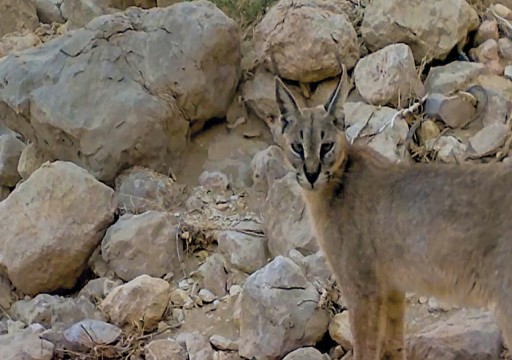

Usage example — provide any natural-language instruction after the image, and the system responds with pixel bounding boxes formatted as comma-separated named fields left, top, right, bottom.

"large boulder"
left=361, top=0, right=479, bottom=62
left=0, top=0, right=39, bottom=37
left=253, top=0, right=359, bottom=82
left=0, top=161, right=117, bottom=295
left=0, top=1, right=241, bottom=182
left=238, top=256, right=330, bottom=359
left=0, top=327, right=54, bottom=360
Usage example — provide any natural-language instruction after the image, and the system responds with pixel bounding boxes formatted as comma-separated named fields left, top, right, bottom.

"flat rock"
left=467, top=123, right=509, bottom=158
left=0, top=327, right=54, bottom=360
left=115, top=166, right=188, bottom=214
left=217, top=230, right=267, bottom=274
left=424, top=61, right=488, bottom=94
left=0, top=0, right=39, bottom=37
left=10, top=294, right=104, bottom=329
left=100, top=274, right=170, bottom=330
left=361, top=0, right=479, bottom=62
left=406, top=310, right=502, bottom=360
left=0, top=135, right=24, bottom=187
left=101, top=210, right=184, bottom=281
left=424, top=93, right=477, bottom=129
left=145, top=338, right=187, bottom=360
left=0, top=2, right=240, bottom=182
left=253, top=0, right=359, bottom=82
left=262, top=173, right=318, bottom=257
left=63, top=319, right=121, bottom=351
left=354, top=43, right=424, bottom=106
left=238, top=256, right=330, bottom=359
left=0, top=161, right=117, bottom=295
left=210, top=334, right=239, bottom=351
left=282, top=347, right=328, bottom=360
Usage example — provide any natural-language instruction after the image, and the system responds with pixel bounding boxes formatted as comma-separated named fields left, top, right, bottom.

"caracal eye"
left=320, top=142, right=334, bottom=158
left=291, top=142, right=304, bottom=158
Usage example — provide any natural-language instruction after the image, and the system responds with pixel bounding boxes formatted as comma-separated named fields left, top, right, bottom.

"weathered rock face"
left=424, top=61, right=489, bottom=93
left=0, top=32, right=42, bottom=58
left=406, top=310, right=502, bottom=360
left=17, top=142, right=53, bottom=180
left=0, top=1, right=241, bottom=182
left=354, top=43, right=425, bottom=106
left=0, top=327, right=55, bottom=360
left=217, top=230, right=267, bottom=274
left=63, top=319, right=122, bottom=352
left=361, top=0, right=479, bottom=62
left=101, top=210, right=184, bottom=281
left=0, top=134, right=25, bottom=187
left=0, top=161, right=117, bottom=295
left=145, top=338, right=187, bottom=360
left=36, top=0, right=66, bottom=24
left=254, top=0, right=359, bottom=82
left=262, top=173, right=318, bottom=257
left=61, top=0, right=114, bottom=28
left=0, top=0, right=39, bottom=37
left=100, top=274, right=170, bottom=330
left=239, top=256, right=330, bottom=359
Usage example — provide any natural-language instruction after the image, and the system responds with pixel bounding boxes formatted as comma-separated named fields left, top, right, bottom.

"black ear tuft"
left=324, top=63, right=350, bottom=130
left=275, top=76, right=301, bottom=119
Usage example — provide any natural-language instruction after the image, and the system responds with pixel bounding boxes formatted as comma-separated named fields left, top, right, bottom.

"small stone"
left=0, top=135, right=25, bottom=187
left=329, top=312, right=353, bottom=350
left=474, top=20, right=499, bottom=46
left=196, top=254, right=228, bottom=297
left=177, top=332, right=215, bottom=360
left=470, top=39, right=500, bottom=64
left=78, top=278, right=122, bottom=303
left=417, top=120, right=441, bottom=146
left=17, top=143, right=52, bottom=180
left=424, top=93, right=477, bottom=129
left=418, top=296, right=428, bottom=304
left=199, top=171, right=229, bottom=191
left=145, top=338, right=187, bottom=360
left=426, top=135, right=466, bottom=163
left=427, top=297, right=455, bottom=312
left=467, top=123, right=509, bottom=158
left=499, top=37, right=512, bottom=61
left=504, top=65, right=512, bottom=80
left=63, top=319, right=121, bottom=351
left=170, top=289, right=193, bottom=307
left=209, top=334, right=239, bottom=351
left=199, top=289, right=217, bottom=303
left=282, top=347, right=328, bottom=360
left=489, top=4, right=512, bottom=20
left=229, top=285, right=242, bottom=296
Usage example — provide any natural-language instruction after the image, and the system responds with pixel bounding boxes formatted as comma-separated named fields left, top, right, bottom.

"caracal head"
left=271, top=64, right=351, bottom=191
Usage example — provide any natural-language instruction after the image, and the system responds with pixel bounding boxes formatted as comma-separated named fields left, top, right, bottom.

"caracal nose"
left=304, top=166, right=320, bottom=185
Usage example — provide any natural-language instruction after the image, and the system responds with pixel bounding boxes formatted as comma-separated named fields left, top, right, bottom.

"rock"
left=60, top=0, right=114, bottom=29
left=100, top=274, right=170, bottom=330
left=36, top=0, right=65, bottom=24
left=262, top=173, right=318, bottom=257
left=250, top=145, right=288, bottom=194
left=0, top=32, right=42, bottom=58
left=344, top=102, right=409, bottom=163
left=209, top=334, right=239, bottom=351
left=475, top=85, right=512, bottom=127
left=115, top=166, right=188, bottom=214
left=78, top=277, right=122, bottom=303
left=424, top=61, right=488, bottom=94
left=417, top=120, right=441, bottom=146
left=145, top=338, right=187, bottom=360
left=406, top=310, right=502, bottom=360
left=427, top=297, right=456, bottom=312
left=0, top=186, right=9, bottom=201
left=499, top=37, right=512, bottom=61
left=0, top=1, right=240, bottom=182
left=10, top=294, right=104, bottom=329
left=329, top=312, right=353, bottom=350
left=282, top=347, right=328, bottom=360
left=238, top=256, right=330, bottom=359
left=217, top=230, right=267, bottom=274
left=177, top=332, right=215, bottom=360
left=466, top=123, right=509, bottom=158
left=426, top=135, right=466, bottom=163
left=354, top=43, right=424, bottom=106
left=424, top=93, right=477, bottom=129
left=470, top=39, right=502, bottom=74
left=199, top=289, right=217, bottom=303
left=196, top=254, right=228, bottom=297
left=101, top=211, right=183, bottom=281
left=170, top=288, right=193, bottom=308
left=214, top=352, right=244, bottom=360
left=0, top=327, right=54, bottom=360
left=474, top=20, right=499, bottom=46
left=505, top=65, right=512, bottom=80
left=253, top=0, right=359, bottom=82
left=0, top=135, right=24, bottom=187
left=0, top=161, right=116, bottom=295
left=361, top=0, right=479, bottom=62
left=0, top=0, right=39, bottom=37
left=63, top=319, right=121, bottom=351
left=0, top=276, right=15, bottom=310
left=17, top=142, right=53, bottom=180
left=199, top=171, right=229, bottom=191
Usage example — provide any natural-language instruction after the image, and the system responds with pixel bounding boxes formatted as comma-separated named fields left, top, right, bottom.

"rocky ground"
left=1, top=0, right=512, bottom=359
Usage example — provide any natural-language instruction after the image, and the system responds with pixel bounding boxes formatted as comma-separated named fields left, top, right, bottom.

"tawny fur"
left=272, top=65, right=512, bottom=360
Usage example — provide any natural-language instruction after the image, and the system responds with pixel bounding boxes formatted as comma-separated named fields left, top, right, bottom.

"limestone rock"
left=424, top=61, right=488, bottom=94
left=63, top=319, right=121, bottom=351
left=239, top=256, right=330, bottom=359
left=354, top=43, right=424, bottom=106
left=254, top=0, right=359, bottom=82
left=10, top=294, right=104, bottom=329
left=0, top=186, right=9, bottom=201
left=217, top=230, right=267, bottom=274
left=36, top=0, right=65, bottom=24
left=470, top=39, right=503, bottom=75
left=209, top=334, right=239, bottom=351
left=250, top=145, right=288, bottom=194
left=0, top=161, right=117, bottom=295
left=0, top=135, right=24, bottom=187
left=145, top=338, right=187, bottom=360
left=329, top=312, right=353, bottom=350
left=78, top=277, right=122, bottom=303
left=406, top=310, right=502, bottom=360
left=426, top=135, right=466, bottom=163
left=282, top=347, right=328, bottom=360
left=0, top=327, right=54, bottom=360
left=361, top=0, right=479, bottom=62
left=196, top=254, right=228, bottom=297
left=262, top=173, right=318, bottom=257
left=17, top=142, right=53, bottom=180
left=0, top=32, right=42, bottom=58
left=61, top=0, right=115, bottom=29
left=0, top=2, right=240, bottom=182
left=177, top=332, right=215, bottom=360
left=424, top=93, right=477, bottom=129
left=100, top=274, right=170, bottom=330
left=101, top=211, right=183, bottom=281
left=466, top=123, right=509, bottom=158
left=0, top=276, right=15, bottom=310
left=0, top=0, right=39, bottom=37
left=474, top=20, right=499, bottom=46
left=199, top=171, right=229, bottom=191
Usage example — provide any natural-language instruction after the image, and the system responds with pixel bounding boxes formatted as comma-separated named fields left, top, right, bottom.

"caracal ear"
left=324, top=63, right=350, bottom=130
left=274, top=76, right=301, bottom=132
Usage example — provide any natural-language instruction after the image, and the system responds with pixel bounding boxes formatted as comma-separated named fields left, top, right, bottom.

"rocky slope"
left=0, top=0, right=512, bottom=359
